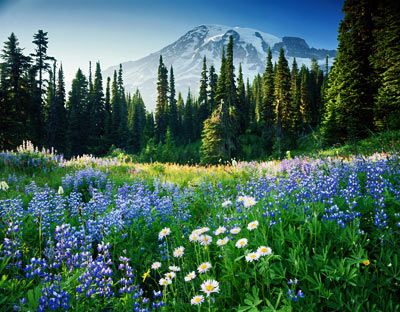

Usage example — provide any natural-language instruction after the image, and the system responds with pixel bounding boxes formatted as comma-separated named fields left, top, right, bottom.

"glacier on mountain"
left=103, top=24, right=336, bottom=110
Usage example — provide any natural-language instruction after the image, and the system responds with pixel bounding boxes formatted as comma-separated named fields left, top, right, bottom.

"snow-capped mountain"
left=103, top=25, right=336, bottom=110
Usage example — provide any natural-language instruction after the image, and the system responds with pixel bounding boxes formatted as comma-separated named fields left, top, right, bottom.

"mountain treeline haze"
left=0, top=0, right=399, bottom=163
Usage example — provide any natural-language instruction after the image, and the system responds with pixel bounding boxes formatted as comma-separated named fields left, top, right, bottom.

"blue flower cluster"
left=76, top=242, right=114, bottom=298
left=38, top=281, right=70, bottom=311
left=62, top=168, right=109, bottom=194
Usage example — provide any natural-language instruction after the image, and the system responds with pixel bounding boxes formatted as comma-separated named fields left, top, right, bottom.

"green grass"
left=294, top=130, right=400, bottom=158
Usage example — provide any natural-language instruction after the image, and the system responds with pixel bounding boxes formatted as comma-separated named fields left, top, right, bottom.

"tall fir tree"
left=111, top=70, right=120, bottom=146
left=224, top=36, right=237, bottom=110
left=118, top=64, right=129, bottom=149
left=208, top=64, right=218, bottom=112
left=66, top=69, right=88, bottom=156
left=236, top=63, right=248, bottom=134
left=258, top=48, right=275, bottom=153
left=299, top=65, right=311, bottom=133
left=89, top=62, right=106, bottom=154
left=46, top=62, right=57, bottom=148
left=168, top=66, right=178, bottom=139
left=143, top=112, right=155, bottom=146
left=246, top=78, right=255, bottom=125
left=104, top=76, right=112, bottom=149
left=290, top=58, right=301, bottom=139
left=216, top=48, right=227, bottom=105
left=155, top=56, right=169, bottom=143
left=273, top=48, right=292, bottom=155
left=0, top=33, right=31, bottom=149
left=54, top=65, right=67, bottom=152
left=176, top=92, right=184, bottom=144
left=129, top=90, right=146, bottom=153
left=31, top=30, right=54, bottom=143
left=322, top=0, right=375, bottom=143
left=372, top=0, right=400, bottom=130
left=200, top=99, right=236, bottom=164
left=309, top=58, right=324, bottom=128
left=198, top=56, right=209, bottom=125
left=183, top=89, right=194, bottom=143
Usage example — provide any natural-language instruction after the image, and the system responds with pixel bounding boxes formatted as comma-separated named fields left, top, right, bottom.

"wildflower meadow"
left=1, top=143, right=400, bottom=311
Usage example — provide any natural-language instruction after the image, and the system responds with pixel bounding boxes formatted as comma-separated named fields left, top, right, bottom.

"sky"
left=0, top=0, right=343, bottom=86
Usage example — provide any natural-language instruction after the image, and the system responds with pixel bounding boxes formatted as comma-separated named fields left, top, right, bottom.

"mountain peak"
left=103, top=24, right=336, bottom=110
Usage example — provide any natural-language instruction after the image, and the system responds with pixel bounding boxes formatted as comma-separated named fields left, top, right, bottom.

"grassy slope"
left=294, top=130, right=400, bottom=158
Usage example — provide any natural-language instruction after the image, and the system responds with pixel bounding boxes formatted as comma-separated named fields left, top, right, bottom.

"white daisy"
left=242, top=196, right=257, bottom=208
left=184, top=271, right=196, bottom=282
left=245, top=252, right=261, bottom=262
left=230, top=227, right=241, bottom=235
left=214, top=226, right=227, bottom=236
left=197, top=262, right=212, bottom=274
left=257, top=246, right=272, bottom=256
left=216, top=237, right=229, bottom=246
left=199, top=235, right=212, bottom=246
left=158, top=227, right=171, bottom=240
left=235, top=238, right=248, bottom=249
left=169, top=265, right=181, bottom=272
left=173, top=246, right=185, bottom=258
left=189, top=232, right=200, bottom=242
left=247, top=221, right=259, bottom=231
left=151, top=262, right=161, bottom=270
left=191, top=295, right=205, bottom=305
left=159, top=278, right=171, bottom=286
left=164, top=271, right=176, bottom=280
left=201, top=279, right=220, bottom=296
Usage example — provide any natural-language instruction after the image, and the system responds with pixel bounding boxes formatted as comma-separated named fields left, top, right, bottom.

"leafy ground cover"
left=1, top=144, right=400, bottom=311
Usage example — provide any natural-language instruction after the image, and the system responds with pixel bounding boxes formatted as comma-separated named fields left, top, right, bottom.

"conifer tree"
left=26, top=62, right=42, bottom=146
left=290, top=58, right=301, bottom=139
left=208, top=65, right=218, bottom=112
left=183, top=89, right=194, bottom=143
left=259, top=48, right=275, bottom=151
left=0, top=33, right=31, bottom=149
left=176, top=92, right=184, bottom=143
left=155, top=56, right=169, bottom=143
left=46, top=62, right=57, bottom=147
left=198, top=56, right=209, bottom=125
left=246, top=78, right=255, bottom=125
left=309, top=58, right=324, bottom=127
left=216, top=48, right=227, bottom=105
left=273, top=48, right=291, bottom=155
left=111, top=70, right=120, bottom=146
left=261, top=48, right=275, bottom=121
left=143, top=112, right=155, bottom=145
left=31, top=30, right=54, bottom=141
left=372, top=0, right=400, bottom=130
left=168, top=66, right=178, bottom=139
left=118, top=64, right=129, bottom=149
left=31, top=30, right=54, bottom=99
left=129, top=90, right=146, bottom=153
left=54, top=65, right=67, bottom=152
left=200, top=100, right=236, bottom=164
left=89, top=62, right=106, bottom=154
left=299, top=65, right=311, bottom=132
left=67, top=69, right=88, bottom=156
left=225, top=36, right=237, bottom=110
left=104, top=76, right=112, bottom=149
left=322, top=0, right=375, bottom=143
left=236, top=64, right=248, bottom=134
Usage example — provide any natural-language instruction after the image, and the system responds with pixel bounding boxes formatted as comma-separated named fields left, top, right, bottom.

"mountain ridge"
left=103, top=24, right=336, bottom=110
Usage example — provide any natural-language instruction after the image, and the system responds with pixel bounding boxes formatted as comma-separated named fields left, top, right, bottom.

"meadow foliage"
left=0, top=145, right=400, bottom=311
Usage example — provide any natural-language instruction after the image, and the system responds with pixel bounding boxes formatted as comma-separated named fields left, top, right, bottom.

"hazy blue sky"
left=0, top=0, right=343, bottom=85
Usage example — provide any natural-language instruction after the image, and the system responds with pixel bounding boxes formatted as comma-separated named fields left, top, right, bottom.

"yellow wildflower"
left=362, top=259, right=370, bottom=266
left=142, top=268, right=151, bottom=282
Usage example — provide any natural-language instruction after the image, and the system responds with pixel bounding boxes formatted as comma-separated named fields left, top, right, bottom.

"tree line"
left=0, top=0, right=398, bottom=163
